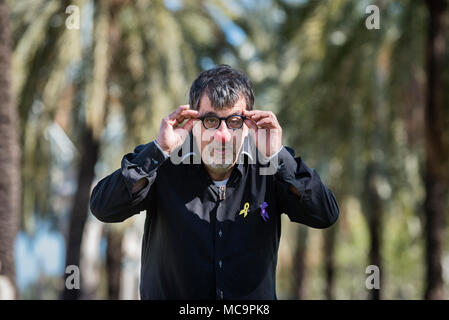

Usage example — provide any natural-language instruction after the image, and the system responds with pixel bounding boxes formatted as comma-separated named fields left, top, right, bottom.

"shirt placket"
left=215, top=184, right=226, bottom=300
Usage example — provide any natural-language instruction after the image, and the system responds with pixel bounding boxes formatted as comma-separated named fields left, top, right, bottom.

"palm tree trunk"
left=0, top=0, right=20, bottom=300
left=62, top=128, right=100, bottom=300
left=106, top=227, right=124, bottom=300
left=362, top=41, right=388, bottom=300
left=363, top=163, right=382, bottom=300
left=290, top=227, right=308, bottom=299
left=424, top=0, right=448, bottom=300
left=323, top=225, right=337, bottom=299
left=61, top=0, right=123, bottom=299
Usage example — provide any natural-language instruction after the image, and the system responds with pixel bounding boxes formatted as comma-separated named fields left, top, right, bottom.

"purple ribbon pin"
left=260, top=202, right=269, bottom=222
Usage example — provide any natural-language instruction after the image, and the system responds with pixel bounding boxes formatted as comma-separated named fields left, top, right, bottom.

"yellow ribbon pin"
left=239, top=202, right=250, bottom=218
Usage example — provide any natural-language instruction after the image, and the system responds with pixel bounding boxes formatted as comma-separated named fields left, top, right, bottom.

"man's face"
left=192, top=93, right=248, bottom=174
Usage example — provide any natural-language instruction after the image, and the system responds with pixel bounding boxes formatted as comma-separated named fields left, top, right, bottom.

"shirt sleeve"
left=273, top=146, right=339, bottom=228
left=90, top=140, right=168, bottom=223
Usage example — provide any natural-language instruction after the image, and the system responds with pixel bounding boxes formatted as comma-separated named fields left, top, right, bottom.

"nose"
left=214, top=121, right=232, bottom=144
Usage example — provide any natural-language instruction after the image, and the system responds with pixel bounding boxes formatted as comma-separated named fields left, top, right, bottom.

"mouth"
left=202, top=145, right=235, bottom=167
left=214, top=148, right=227, bottom=155
left=209, top=143, right=232, bottom=154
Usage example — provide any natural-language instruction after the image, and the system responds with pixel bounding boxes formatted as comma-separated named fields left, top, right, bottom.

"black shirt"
left=89, top=135, right=339, bottom=299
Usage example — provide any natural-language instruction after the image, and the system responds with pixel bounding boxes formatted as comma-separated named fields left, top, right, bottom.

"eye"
left=227, top=116, right=243, bottom=128
left=204, top=116, right=219, bottom=128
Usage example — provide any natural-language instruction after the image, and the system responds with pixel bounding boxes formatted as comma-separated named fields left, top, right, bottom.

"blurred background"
left=0, top=0, right=448, bottom=300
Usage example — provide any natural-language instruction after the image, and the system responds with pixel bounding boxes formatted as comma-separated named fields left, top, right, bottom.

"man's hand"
left=155, top=105, right=199, bottom=155
left=243, top=109, right=283, bottom=159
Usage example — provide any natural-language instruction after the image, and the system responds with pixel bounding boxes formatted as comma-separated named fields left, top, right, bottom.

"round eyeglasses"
left=198, top=114, right=247, bottom=130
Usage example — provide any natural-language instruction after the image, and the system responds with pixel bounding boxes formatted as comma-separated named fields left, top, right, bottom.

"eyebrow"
left=202, top=112, right=217, bottom=117
left=201, top=112, right=243, bottom=117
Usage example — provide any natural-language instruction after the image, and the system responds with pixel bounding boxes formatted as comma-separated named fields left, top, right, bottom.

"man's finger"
left=244, top=109, right=264, bottom=115
left=181, top=118, right=198, bottom=132
left=167, top=106, right=184, bottom=119
left=244, top=110, right=274, bottom=122
left=168, top=105, right=190, bottom=120
left=244, top=119, right=258, bottom=133
left=173, top=110, right=199, bottom=127
left=244, top=110, right=272, bottom=116
left=256, top=117, right=278, bottom=128
left=248, top=112, right=273, bottom=122
left=179, top=110, right=199, bottom=118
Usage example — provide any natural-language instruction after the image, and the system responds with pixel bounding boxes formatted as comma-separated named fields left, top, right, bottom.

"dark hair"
left=189, top=64, right=254, bottom=111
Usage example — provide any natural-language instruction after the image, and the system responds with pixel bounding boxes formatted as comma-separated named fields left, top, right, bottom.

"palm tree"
left=0, top=0, right=20, bottom=300
left=423, top=0, right=448, bottom=300
left=274, top=0, right=449, bottom=299
left=12, top=0, right=239, bottom=299
left=233, top=0, right=448, bottom=299
left=62, top=0, right=111, bottom=300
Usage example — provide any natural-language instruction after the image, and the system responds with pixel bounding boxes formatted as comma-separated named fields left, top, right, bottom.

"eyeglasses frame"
left=197, top=114, right=247, bottom=130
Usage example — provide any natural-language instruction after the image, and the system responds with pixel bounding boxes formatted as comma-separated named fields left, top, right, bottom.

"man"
left=90, top=64, right=339, bottom=300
